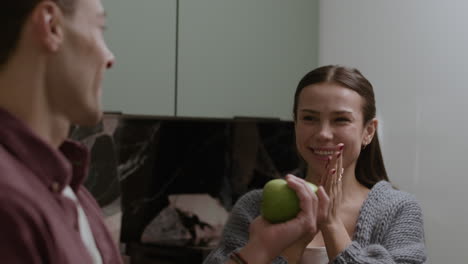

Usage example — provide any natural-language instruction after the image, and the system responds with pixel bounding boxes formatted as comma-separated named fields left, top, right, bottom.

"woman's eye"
left=303, top=116, right=318, bottom=121
left=335, top=117, right=350, bottom=122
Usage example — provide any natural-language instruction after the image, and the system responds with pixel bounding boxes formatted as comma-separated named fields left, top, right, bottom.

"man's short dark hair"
left=1, top=0, right=75, bottom=67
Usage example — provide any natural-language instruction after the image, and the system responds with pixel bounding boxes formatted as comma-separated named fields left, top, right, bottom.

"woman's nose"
left=317, top=123, right=333, bottom=141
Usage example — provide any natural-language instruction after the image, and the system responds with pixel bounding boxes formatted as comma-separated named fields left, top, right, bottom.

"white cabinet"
left=177, top=0, right=319, bottom=120
left=102, top=0, right=177, bottom=116
left=101, top=0, right=318, bottom=120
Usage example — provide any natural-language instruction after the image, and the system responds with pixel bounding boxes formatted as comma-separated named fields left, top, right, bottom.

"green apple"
left=261, top=179, right=318, bottom=223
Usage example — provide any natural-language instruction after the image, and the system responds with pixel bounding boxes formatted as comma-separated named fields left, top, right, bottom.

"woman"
left=203, top=65, right=427, bottom=264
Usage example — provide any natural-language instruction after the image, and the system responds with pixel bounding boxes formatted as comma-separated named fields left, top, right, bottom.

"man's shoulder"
left=0, top=145, right=40, bottom=194
left=0, top=145, right=51, bottom=219
left=0, top=184, right=43, bottom=226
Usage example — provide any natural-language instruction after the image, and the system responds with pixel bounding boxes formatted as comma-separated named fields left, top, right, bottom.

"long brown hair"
left=293, top=65, right=389, bottom=188
left=1, top=0, right=75, bottom=67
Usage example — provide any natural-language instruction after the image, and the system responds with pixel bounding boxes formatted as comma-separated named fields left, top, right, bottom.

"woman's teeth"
left=313, top=150, right=334, bottom=156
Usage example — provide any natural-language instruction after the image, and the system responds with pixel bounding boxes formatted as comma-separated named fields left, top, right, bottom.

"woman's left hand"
left=317, top=144, right=352, bottom=260
left=318, top=144, right=344, bottom=227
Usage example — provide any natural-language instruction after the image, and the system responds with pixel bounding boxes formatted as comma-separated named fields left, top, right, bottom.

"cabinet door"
left=102, top=0, right=176, bottom=116
left=178, top=0, right=319, bottom=120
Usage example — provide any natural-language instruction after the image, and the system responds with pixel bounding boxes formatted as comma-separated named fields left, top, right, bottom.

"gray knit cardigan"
left=203, top=181, right=427, bottom=263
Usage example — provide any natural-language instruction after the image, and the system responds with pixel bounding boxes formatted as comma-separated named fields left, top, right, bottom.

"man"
left=0, top=0, right=121, bottom=263
left=0, top=0, right=324, bottom=263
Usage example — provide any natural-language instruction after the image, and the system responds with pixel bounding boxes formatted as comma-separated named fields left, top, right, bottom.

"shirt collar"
left=0, top=107, right=90, bottom=192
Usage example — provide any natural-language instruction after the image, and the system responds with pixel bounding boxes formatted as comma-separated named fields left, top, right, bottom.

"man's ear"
left=31, top=1, right=65, bottom=52
left=363, top=118, right=378, bottom=146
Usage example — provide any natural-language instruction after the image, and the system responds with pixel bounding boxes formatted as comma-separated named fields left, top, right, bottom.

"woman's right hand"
left=236, top=174, right=322, bottom=264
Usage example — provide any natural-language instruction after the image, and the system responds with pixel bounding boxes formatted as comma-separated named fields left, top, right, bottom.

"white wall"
left=319, top=0, right=468, bottom=262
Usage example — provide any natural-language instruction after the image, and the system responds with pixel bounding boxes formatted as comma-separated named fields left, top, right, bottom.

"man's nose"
left=105, top=46, right=115, bottom=69
left=106, top=52, right=115, bottom=69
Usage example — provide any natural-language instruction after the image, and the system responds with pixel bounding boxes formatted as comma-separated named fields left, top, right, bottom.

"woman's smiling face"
left=294, top=82, right=375, bottom=176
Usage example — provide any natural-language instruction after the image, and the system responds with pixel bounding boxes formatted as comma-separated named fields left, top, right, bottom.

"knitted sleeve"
left=332, top=196, right=427, bottom=264
left=203, top=190, right=287, bottom=264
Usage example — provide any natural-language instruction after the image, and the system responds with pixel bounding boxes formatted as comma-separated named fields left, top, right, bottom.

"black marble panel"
left=69, top=114, right=122, bottom=215
left=70, top=114, right=301, bottom=263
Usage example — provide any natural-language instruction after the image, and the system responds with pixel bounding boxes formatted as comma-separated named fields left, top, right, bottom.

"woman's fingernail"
left=331, top=169, right=336, bottom=174
left=339, top=144, right=344, bottom=151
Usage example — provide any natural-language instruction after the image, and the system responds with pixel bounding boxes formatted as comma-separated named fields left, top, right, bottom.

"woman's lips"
left=309, top=146, right=342, bottom=161
left=309, top=148, right=331, bottom=161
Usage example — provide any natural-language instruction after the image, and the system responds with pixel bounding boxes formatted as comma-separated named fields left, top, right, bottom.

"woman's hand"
left=319, top=144, right=344, bottom=227
left=238, top=174, right=321, bottom=264
left=317, top=144, right=352, bottom=261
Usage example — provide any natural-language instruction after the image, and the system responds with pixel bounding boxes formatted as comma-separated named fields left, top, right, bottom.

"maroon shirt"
left=0, top=108, right=123, bottom=264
